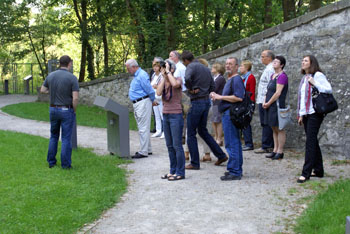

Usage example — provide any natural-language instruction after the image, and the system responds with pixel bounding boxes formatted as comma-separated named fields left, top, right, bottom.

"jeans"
left=302, top=113, right=324, bottom=178
left=242, top=124, right=253, bottom=148
left=47, top=107, right=75, bottom=168
left=163, top=113, right=185, bottom=177
left=258, top=104, right=274, bottom=149
left=187, top=99, right=226, bottom=168
left=223, top=110, right=243, bottom=176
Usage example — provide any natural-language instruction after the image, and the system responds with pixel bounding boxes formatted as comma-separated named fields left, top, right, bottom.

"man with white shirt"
left=255, top=50, right=275, bottom=154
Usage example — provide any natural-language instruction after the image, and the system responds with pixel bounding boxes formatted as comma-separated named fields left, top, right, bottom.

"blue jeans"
left=47, top=107, right=75, bottom=168
left=187, top=99, right=226, bottom=168
left=223, top=110, right=243, bottom=176
left=258, top=104, right=274, bottom=149
left=242, top=124, right=253, bottom=148
left=163, top=113, right=185, bottom=177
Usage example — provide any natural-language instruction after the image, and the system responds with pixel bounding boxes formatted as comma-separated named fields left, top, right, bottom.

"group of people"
left=40, top=50, right=333, bottom=185
left=125, top=49, right=333, bottom=183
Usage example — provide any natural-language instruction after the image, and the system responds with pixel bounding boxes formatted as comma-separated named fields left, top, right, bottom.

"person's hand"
left=160, top=67, right=166, bottom=76
left=165, top=62, right=170, bottom=74
left=262, top=102, right=269, bottom=109
left=210, top=92, right=219, bottom=101
left=152, top=84, right=157, bottom=89
left=307, top=76, right=315, bottom=86
left=152, top=101, right=159, bottom=106
left=298, top=116, right=303, bottom=126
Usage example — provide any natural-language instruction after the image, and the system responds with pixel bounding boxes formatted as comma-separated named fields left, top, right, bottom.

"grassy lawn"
left=294, top=179, right=350, bottom=234
left=1, top=102, right=144, bottom=130
left=0, top=130, right=128, bottom=233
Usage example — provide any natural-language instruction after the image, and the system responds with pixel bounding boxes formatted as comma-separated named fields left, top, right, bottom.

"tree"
left=310, top=0, right=322, bottom=11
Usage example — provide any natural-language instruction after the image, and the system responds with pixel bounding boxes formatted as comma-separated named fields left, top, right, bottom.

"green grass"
left=331, top=160, right=350, bottom=166
left=294, top=179, right=350, bottom=234
left=1, top=102, right=142, bottom=130
left=0, top=130, right=128, bottom=233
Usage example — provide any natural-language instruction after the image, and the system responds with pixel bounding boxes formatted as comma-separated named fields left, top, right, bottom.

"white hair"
left=125, top=59, right=139, bottom=67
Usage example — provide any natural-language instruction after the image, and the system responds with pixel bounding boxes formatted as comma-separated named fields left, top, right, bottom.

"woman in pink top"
left=157, top=59, right=185, bottom=181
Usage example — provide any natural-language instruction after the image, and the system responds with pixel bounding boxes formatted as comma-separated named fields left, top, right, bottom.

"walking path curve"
left=1, top=95, right=349, bottom=234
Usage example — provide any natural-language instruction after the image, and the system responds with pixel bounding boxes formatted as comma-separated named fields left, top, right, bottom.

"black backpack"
left=229, top=78, right=255, bottom=129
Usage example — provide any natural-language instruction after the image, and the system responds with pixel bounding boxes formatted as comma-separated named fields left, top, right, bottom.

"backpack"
left=229, top=78, right=255, bottom=129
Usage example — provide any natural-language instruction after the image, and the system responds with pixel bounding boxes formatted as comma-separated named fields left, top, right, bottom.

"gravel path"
left=1, top=95, right=349, bottom=234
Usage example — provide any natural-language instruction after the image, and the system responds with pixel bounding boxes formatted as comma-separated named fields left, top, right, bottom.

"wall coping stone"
left=198, top=0, right=350, bottom=60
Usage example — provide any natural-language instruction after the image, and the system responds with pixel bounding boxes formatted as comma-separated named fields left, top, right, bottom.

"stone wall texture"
left=77, top=1, right=350, bottom=159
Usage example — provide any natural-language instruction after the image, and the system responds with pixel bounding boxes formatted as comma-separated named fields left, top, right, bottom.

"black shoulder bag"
left=312, top=87, right=338, bottom=115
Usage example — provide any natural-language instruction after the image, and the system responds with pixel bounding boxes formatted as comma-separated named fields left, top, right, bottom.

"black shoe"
left=271, top=153, right=284, bottom=160
left=265, top=152, right=276, bottom=158
left=220, top=174, right=241, bottom=181
left=132, top=152, right=148, bottom=159
left=242, top=146, right=254, bottom=151
left=148, top=152, right=153, bottom=155
left=297, top=176, right=309, bottom=183
left=49, top=164, right=56, bottom=168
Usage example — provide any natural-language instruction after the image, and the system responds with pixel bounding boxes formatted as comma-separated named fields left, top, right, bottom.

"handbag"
left=277, top=89, right=291, bottom=130
left=312, top=87, right=338, bottom=115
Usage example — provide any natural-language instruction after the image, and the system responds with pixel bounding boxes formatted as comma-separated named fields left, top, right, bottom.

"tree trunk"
left=125, top=0, right=146, bottom=64
left=202, top=0, right=208, bottom=54
left=282, top=0, right=296, bottom=22
left=73, top=0, right=87, bottom=82
left=310, top=0, right=322, bottom=11
left=26, top=25, right=45, bottom=80
left=212, top=7, right=221, bottom=50
left=87, top=43, right=95, bottom=80
left=166, top=0, right=176, bottom=51
left=97, top=0, right=109, bottom=76
left=264, top=0, right=272, bottom=29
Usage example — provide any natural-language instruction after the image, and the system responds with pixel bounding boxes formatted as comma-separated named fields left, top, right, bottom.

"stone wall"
left=77, top=1, right=350, bottom=159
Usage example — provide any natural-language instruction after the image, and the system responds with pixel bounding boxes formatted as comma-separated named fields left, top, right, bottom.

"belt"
left=132, top=95, right=149, bottom=104
left=191, top=95, right=209, bottom=102
left=50, top=104, right=73, bottom=108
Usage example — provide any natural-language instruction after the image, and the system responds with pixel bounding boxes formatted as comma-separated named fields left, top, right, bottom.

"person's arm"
left=211, top=93, right=242, bottom=103
left=140, top=73, right=155, bottom=102
left=40, top=85, right=49, bottom=94
left=165, top=63, right=181, bottom=88
left=184, top=65, right=193, bottom=90
left=307, top=72, right=332, bottom=93
left=72, top=91, right=79, bottom=112
left=263, top=84, right=284, bottom=108
left=156, top=77, right=165, bottom=97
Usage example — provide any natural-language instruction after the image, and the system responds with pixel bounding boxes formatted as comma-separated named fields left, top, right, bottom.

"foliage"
left=0, top=130, right=128, bottom=233
left=294, top=179, right=350, bottom=234
left=0, top=0, right=340, bottom=82
left=1, top=101, right=142, bottom=131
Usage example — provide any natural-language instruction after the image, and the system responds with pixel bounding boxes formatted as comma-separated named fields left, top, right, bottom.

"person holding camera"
left=157, top=59, right=186, bottom=181
left=181, top=50, right=228, bottom=170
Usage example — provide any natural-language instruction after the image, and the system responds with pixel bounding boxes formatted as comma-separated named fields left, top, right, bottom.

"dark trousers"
left=242, top=124, right=253, bottom=148
left=187, top=99, right=226, bottom=168
left=258, top=104, right=274, bottom=149
left=302, top=113, right=325, bottom=178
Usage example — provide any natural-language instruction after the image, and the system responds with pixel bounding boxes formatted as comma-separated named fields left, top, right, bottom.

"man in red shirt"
left=239, top=60, right=256, bottom=151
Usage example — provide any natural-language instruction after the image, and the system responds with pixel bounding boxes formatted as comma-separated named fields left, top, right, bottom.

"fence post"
left=4, top=80, right=9, bottom=95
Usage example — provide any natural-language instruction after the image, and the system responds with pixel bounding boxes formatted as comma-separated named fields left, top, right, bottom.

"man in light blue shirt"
left=126, top=59, right=155, bottom=158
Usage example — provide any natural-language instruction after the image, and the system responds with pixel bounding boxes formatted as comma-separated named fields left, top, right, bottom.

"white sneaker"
left=160, top=132, right=165, bottom=139
left=152, top=131, right=162, bottom=138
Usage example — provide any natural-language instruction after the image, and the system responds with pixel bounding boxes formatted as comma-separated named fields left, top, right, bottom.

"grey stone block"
left=237, top=38, right=249, bottom=48
left=262, top=26, right=279, bottom=39
left=279, top=17, right=300, bottom=32
left=223, top=43, right=239, bottom=55
left=250, top=32, right=264, bottom=43
left=346, top=216, right=350, bottom=234
left=316, top=3, right=334, bottom=18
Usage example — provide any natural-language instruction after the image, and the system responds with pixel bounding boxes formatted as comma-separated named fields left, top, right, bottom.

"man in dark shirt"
left=181, top=51, right=228, bottom=170
left=40, top=55, right=79, bottom=169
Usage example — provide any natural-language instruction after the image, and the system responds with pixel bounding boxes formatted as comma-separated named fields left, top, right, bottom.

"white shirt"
left=151, top=73, right=163, bottom=101
left=298, top=71, right=332, bottom=116
left=256, top=62, right=274, bottom=104
left=174, top=61, right=187, bottom=92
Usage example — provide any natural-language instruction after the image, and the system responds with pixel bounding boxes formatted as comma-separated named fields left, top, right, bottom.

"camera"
left=159, top=61, right=167, bottom=68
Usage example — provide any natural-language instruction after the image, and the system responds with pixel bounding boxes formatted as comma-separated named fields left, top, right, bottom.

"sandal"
left=168, top=175, right=185, bottom=181
left=297, top=176, right=309, bottom=183
left=161, top=174, right=174, bottom=179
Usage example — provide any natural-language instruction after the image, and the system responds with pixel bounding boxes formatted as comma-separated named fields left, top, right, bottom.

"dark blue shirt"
left=219, top=75, right=245, bottom=113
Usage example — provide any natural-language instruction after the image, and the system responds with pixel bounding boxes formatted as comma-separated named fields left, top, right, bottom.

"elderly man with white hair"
left=125, top=59, right=156, bottom=159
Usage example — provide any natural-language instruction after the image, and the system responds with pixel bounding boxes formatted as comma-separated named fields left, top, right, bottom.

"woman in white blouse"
left=151, top=62, right=164, bottom=138
left=296, top=55, right=332, bottom=183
